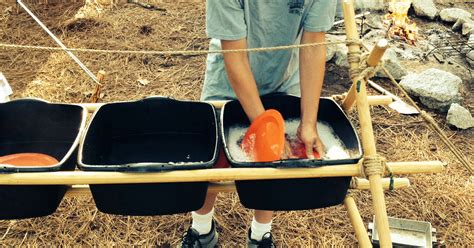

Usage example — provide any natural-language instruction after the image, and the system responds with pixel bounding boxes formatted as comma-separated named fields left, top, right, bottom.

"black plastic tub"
left=221, top=94, right=362, bottom=211
left=78, top=97, right=219, bottom=215
left=0, top=99, right=86, bottom=219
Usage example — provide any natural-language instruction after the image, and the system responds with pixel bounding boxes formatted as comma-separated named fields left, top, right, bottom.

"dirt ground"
left=0, top=2, right=473, bottom=247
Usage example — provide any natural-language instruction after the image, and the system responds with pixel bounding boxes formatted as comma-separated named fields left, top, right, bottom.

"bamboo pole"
left=78, top=96, right=391, bottom=114
left=366, top=95, right=392, bottom=106
left=342, top=1, right=392, bottom=247
left=0, top=161, right=443, bottom=185
left=64, top=178, right=411, bottom=198
left=353, top=177, right=410, bottom=190
left=345, top=196, right=372, bottom=248
left=342, top=39, right=389, bottom=112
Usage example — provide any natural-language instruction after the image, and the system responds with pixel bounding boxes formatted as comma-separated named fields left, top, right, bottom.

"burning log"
left=384, top=0, right=418, bottom=45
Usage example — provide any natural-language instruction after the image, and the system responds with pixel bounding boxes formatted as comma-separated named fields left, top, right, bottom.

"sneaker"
left=247, top=229, right=276, bottom=248
left=181, top=220, right=218, bottom=248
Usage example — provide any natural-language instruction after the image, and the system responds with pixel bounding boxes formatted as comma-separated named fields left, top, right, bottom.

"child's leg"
left=251, top=210, right=273, bottom=241
left=191, top=192, right=218, bottom=234
left=191, top=148, right=228, bottom=234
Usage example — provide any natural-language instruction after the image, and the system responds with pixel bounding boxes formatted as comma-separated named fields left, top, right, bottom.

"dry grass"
left=0, top=2, right=473, bottom=247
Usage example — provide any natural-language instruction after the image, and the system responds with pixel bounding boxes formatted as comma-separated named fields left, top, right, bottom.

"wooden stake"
left=342, top=1, right=392, bottom=247
left=0, top=161, right=444, bottom=185
left=345, top=196, right=372, bottom=248
left=90, top=70, right=106, bottom=103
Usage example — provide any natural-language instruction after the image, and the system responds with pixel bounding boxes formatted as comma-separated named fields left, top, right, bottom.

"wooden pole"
left=78, top=96, right=391, bottom=114
left=367, top=95, right=392, bottom=106
left=353, top=177, right=410, bottom=190
left=342, top=1, right=392, bottom=247
left=64, top=178, right=411, bottom=198
left=344, top=196, right=372, bottom=248
left=0, top=161, right=444, bottom=185
left=342, top=39, right=389, bottom=112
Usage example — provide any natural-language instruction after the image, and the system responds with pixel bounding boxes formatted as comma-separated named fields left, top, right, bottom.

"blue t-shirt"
left=201, top=0, right=338, bottom=101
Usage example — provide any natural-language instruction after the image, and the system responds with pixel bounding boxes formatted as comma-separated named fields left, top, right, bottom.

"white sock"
left=191, top=208, right=214, bottom=235
left=250, top=217, right=272, bottom=241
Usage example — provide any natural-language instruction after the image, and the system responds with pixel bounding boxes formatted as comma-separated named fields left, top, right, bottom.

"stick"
left=342, top=1, right=392, bottom=247
left=90, top=71, right=106, bottom=103
left=344, top=196, right=373, bottom=248
left=0, top=161, right=444, bottom=185
left=64, top=178, right=411, bottom=198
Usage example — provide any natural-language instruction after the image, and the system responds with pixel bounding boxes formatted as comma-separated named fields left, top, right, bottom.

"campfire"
left=384, top=0, right=418, bottom=45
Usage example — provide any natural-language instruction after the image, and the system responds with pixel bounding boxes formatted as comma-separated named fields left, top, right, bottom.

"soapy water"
left=227, top=119, right=352, bottom=162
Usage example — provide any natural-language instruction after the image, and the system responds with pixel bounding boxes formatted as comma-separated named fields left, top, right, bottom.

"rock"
left=376, top=48, right=408, bottom=80
left=326, top=45, right=336, bottom=62
left=400, top=68, right=463, bottom=111
left=326, top=35, right=349, bottom=67
left=362, top=30, right=386, bottom=48
left=452, top=17, right=467, bottom=31
left=334, top=44, right=349, bottom=68
left=446, top=103, right=474, bottom=129
left=365, top=15, right=384, bottom=30
left=412, top=0, right=439, bottom=20
left=354, top=0, right=385, bottom=10
left=462, top=20, right=474, bottom=36
left=468, top=51, right=474, bottom=68
left=439, top=8, right=471, bottom=23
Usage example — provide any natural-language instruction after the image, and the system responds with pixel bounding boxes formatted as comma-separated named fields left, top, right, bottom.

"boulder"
left=467, top=50, right=474, bottom=68
left=334, top=44, right=350, bottom=68
left=446, top=103, right=474, bottom=129
left=326, top=35, right=350, bottom=68
left=412, top=0, right=439, bottom=20
left=354, top=0, right=385, bottom=10
left=326, top=45, right=336, bottom=62
left=439, top=8, right=471, bottom=23
left=400, top=68, right=463, bottom=111
left=376, top=48, right=408, bottom=80
left=462, top=20, right=474, bottom=36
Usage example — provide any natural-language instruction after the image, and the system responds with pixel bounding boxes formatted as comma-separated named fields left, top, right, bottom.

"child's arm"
left=298, top=31, right=327, bottom=158
left=221, top=39, right=265, bottom=122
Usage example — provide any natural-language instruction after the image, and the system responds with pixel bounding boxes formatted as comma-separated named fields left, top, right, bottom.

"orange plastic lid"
left=241, top=109, right=285, bottom=162
left=0, top=153, right=59, bottom=166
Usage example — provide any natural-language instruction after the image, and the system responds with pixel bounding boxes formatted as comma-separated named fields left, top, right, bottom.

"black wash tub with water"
left=79, top=97, right=219, bottom=215
left=221, top=95, right=362, bottom=211
left=0, top=99, right=86, bottom=219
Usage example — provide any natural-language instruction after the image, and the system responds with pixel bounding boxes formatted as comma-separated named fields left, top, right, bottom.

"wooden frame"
left=0, top=0, right=446, bottom=246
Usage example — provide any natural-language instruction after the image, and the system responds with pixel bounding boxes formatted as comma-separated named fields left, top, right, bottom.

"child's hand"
left=297, top=123, right=326, bottom=159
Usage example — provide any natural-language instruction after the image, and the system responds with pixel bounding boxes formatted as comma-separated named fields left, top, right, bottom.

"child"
left=181, top=1, right=337, bottom=247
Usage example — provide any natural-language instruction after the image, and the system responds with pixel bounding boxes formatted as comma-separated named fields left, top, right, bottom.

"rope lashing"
left=361, top=155, right=394, bottom=191
left=346, top=48, right=383, bottom=82
left=0, top=39, right=360, bottom=56
left=349, top=177, right=358, bottom=189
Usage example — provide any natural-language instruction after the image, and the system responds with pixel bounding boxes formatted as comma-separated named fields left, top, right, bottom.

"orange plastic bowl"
left=241, top=109, right=285, bottom=162
left=0, top=153, right=59, bottom=166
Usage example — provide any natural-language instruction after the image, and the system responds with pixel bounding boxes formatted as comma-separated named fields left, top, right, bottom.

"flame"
left=384, top=0, right=418, bottom=45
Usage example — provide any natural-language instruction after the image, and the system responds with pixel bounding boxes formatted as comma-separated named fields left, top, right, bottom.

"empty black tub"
left=0, top=99, right=86, bottom=219
left=221, top=94, right=362, bottom=211
left=79, top=97, right=218, bottom=215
